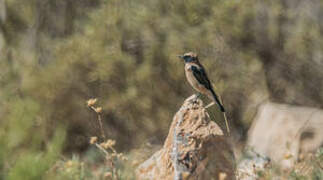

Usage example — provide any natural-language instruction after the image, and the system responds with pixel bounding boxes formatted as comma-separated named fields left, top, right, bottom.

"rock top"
left=136, top=95, right=235, bottom=180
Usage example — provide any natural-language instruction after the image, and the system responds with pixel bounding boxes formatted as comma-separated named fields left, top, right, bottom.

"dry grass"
left=250, top=149, right=323, bottom=180
left=87, top=98, right=128, bottom=180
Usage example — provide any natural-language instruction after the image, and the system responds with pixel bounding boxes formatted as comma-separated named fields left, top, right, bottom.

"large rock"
left=247, top=102, right=323, bottom=169
left=136, top=95, right=235, bottom=180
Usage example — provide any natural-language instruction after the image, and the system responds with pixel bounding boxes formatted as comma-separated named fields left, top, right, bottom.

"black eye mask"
left=184, top=56, right=194, bottom=62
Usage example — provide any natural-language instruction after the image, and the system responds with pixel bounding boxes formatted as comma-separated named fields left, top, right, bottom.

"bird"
left=178, top=52, right=225, bottom=112
left=178, top=52, right=230, bottom=133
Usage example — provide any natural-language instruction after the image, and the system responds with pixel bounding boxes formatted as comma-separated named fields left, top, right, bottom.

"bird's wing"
left=191, top=65, right=226, bottom=112
left=190, top=66, right=212, bottom=90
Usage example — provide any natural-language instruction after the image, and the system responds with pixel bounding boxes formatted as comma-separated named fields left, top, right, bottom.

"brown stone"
left=136, top=95, right=235, bottom=180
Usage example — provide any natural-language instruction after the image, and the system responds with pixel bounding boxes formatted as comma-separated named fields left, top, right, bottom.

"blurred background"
left=0, top=0, right=323, bottom=179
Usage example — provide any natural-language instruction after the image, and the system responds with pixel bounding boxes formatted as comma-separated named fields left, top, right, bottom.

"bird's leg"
left=205, top=102, right=215, bottom=109
left=193, top=92, right=202, bottom=103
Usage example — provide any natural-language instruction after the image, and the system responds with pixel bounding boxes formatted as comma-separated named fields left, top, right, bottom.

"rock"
left=236, top=149, right=271, bottom=180
left=247, top=102, right=323, bottom=169
left=136, top=95, right=235, bottom=180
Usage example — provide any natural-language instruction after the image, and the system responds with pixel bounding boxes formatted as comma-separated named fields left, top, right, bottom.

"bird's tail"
left=210, top=89, right=230, bottom=134
left=210, top=89, right=225, bottom=112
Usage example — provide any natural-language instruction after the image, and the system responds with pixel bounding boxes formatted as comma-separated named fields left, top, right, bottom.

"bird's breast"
left=185, top=64, right=204, bottom=92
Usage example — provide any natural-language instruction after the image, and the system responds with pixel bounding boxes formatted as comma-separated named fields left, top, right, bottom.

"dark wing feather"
left=190, top=66, right=212, bottom=90
left=191, top=65, right=225, bottom=112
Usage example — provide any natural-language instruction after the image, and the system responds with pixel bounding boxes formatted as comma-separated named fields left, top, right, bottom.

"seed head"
left=87, top=98, right=97, bottom=107
left=90, top=136, right=98, bottom=144
left=100, top=142, right=109, bottom=149
left=219, top=172, right=227, bottom=180
left=65, top=160, right=73, bottom=168
left=106, top=139, right=116, bottom=147
left=95, top=107, right=103, bottom=113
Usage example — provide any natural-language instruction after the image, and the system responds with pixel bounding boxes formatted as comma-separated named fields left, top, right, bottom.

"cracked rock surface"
left=136, top=95, right=235, bottom=180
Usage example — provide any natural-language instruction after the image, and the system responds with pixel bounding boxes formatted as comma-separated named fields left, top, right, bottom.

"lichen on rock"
left=136, top=95, right=235, bottom=180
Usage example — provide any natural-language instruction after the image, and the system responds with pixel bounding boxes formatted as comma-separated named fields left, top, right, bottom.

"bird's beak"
left=177, top=55, right=184, bottom=59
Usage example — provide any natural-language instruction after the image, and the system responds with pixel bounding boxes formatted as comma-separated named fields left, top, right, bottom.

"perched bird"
left=178, top=52, right=225, bottom=112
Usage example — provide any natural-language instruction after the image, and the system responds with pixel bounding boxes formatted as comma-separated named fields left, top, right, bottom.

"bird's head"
left=178, top=52, right=199, bottom=63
